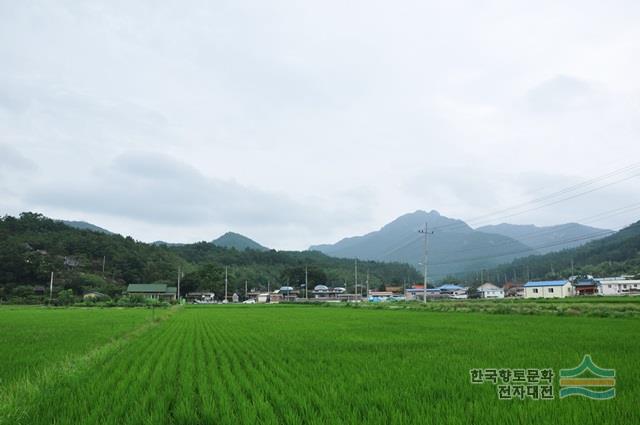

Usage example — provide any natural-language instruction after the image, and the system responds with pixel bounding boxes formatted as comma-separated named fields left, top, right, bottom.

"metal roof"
left=438, top=284, right=465, bottom=291
left=574, top=280, right=599, bottom=287
left=127, top=283, right=168, bottom=293
left=524, top=280, right=568, bottom=288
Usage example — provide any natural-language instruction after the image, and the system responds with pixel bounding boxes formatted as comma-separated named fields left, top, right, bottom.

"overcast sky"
left=1, top=1, right=639, bottom=249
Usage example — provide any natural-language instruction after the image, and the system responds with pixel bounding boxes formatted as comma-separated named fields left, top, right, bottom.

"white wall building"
left=476, top=283, right=504, bottom=299
left=523, top=280, right=573, bottom=298
left=597, top=278, right=640, bottom=296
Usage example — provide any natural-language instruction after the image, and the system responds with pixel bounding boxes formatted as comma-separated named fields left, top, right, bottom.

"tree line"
left=0, top=213, right=420, bottom=302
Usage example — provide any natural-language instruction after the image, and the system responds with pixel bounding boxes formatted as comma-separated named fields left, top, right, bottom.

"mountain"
left=310, top=210, right=535, bottom=280
left=211, top=232, right=268, bottom=251
left=479, top=220, right=640, bottom=282
left=61, top=220, right=113, bottom=235
left=477, top=223, right=613, bottom=254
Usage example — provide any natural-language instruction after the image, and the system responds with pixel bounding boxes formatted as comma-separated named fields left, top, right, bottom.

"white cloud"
left=1, top=0, right=639, bottom=248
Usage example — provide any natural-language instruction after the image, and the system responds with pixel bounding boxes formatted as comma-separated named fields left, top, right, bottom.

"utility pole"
left=102, top=256, right=106, bottom=277
left=366, top=270, right=370, bottom=300
left=177, top=266, right=181, bottom=301
left=571, top=259, right=575, bottom=275
left=305, top=266, right=309, bottom=300
left=245, top=280, right=248, bottom=300
left=354, top=259, right=358, bottom=299
left=267, top=280, right=270, bottom=303
left=224, top=266, right=228, bottom=302
left=403, top=276, right=407, bottom=299
left=49, top=271, right=54, bottom=302
left=419, top=222, right=433, bottom=303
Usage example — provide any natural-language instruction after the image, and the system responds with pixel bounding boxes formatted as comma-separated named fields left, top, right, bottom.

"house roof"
left=406, top=288, right=440, bottom=293
left=477, top=283, right=501, bottom=291
left=127, top=283, right=168, bottom=293
left=524, top=280, right=568, bottom=288
left=438, top=284, right=465, bottom=291
left=574, top=280, right=599, bottom=287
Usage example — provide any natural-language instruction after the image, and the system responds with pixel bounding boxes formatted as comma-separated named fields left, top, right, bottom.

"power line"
left=431, top=162, right=640, bottom=232
left=380, top=164, right=640, bottom=260
left=381, top=203, right=633, bottom=261
left=426, top=228, right=620, bottom=268
left=445, top=202, right=640, bottom=258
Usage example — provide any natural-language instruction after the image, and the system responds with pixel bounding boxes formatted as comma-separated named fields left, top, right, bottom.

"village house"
left=476, top=283, right=504, bottom=299
left=597, top=277, right=640, bottom=296
left=406, top=284, right=468, bottom=300
left=572, top=278, right=600, bottom=296
left=126, top=283, right=177, bottom=301
left=503, top=282, right=524, bottom=297
left=523, top=280, right=573, bottom=298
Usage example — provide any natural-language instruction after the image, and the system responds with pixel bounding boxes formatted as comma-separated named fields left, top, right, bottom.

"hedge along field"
left=0, top=307, right=158, bottom=386
left=1, top=305, right=639, bottom=425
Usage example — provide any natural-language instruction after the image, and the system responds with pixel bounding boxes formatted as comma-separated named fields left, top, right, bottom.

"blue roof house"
left=523, top=280, right=573, bottom=299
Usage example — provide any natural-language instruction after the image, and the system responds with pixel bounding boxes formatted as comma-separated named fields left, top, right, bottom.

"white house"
left=523, top=280, right=573, bottom=298
left=597, top=277, right=640, bottom=296
left=476, top=283, right=504, bottom=299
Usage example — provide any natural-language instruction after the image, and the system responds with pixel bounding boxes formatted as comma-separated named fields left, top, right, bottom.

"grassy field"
left=0, top=307, right=157, bottom=386
left=1, top=305, right=638, bottom=424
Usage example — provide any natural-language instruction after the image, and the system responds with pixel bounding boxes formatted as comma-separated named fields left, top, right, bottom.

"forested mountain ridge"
left=476, top=222, right=612, bottom=254
left=61, top=220, right=113, bottom=235
left=0, top=212, right=420, bottom=301
left=476, top=220, right=640, bottom=283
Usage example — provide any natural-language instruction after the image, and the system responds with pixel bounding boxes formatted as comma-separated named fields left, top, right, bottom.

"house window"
left=548, top=288, right=554, bottom=293
left=533, top=288, right=538, bottom=293
left=608, top=284, right=612, bottom=288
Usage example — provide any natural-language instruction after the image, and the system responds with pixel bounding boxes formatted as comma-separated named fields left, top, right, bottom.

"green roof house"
left=127, top=283, right=177, bottom=301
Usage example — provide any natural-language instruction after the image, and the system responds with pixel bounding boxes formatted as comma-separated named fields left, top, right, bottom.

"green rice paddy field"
left=0, top=305, right=638, bottom=424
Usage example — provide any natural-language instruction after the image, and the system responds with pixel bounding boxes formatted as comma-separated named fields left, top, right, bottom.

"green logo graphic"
left=559, top=355, right=616, bottom=400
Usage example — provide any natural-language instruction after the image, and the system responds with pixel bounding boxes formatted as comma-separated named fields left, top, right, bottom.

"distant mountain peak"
left=211, top=232, right=268, bottom=251
left=309, top=210, right=532, bottom=279
left=61, top=220, right=113, bottom=235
